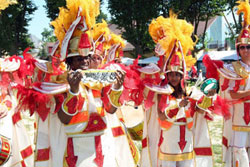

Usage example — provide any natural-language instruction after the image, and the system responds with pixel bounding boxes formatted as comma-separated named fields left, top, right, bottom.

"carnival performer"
left=140, top=12, right=214, bottom=167
left=0, top=56, right=34, bottom=167
left=16, top=0, right=136, bottom=166
left=0, top=2, right=34, bottom=166
left=89, top=21, right=141, bottom=166
left=203, top=1, right=250, bottom=166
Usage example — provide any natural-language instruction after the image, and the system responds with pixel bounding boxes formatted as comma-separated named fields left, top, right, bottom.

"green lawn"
left=208, top=115, right=224, bottom=167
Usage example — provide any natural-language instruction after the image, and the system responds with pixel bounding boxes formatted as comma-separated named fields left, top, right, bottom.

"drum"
left=119, top=104, right=144, bottom=141
left=0, top=135, right=11, bottom=165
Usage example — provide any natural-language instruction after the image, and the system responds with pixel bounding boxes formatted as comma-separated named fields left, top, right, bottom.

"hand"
left=179, top=98, right=189, bottom=107
left=113, top=70, right=126, bottom=90
left=196, top=107, right=205, bottom=114
left=0, top=104, right=8, bottom=119
left=207, top=89, right=217, bottom=96
left=67, top=70, right=83, bottom=93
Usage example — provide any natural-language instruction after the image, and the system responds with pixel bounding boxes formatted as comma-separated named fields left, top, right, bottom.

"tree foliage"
left=158, top=0, right=228, bottom=54
left=43, top=0, right=66, bottom=22
left=224, top=0, right=242, bottom=43
left=41, top=28, right=57, bottom=42
left=108, top=0, right=229, bottom=56
left=0, top=0, right=37, bottom=56
left=108, top=0, right=162, bottom=57
left=37, top=27, right=57, bottom=60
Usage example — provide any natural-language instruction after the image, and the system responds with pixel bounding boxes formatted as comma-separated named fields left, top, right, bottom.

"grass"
left=208, top=115, right=224, bottom=167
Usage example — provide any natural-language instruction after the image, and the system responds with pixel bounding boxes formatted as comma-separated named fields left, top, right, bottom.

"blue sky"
left=28, top=0, right=110, bottom=40
left=28, top=1, right=50, bottom=39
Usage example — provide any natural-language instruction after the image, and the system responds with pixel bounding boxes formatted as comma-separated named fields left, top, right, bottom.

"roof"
left=121, top=56, right=159, bottom=65
left=197, top=50, right=238, bottom=61
left=108, top=24, right=135, bottom=51
left=196, top=17, right=217, bottom=36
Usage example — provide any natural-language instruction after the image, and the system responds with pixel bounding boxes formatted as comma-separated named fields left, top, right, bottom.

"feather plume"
left=51, top=0, right=100, bottom=46
left=0, top=0, right=17, bottom=13
left=149, top=11, right=196, bottom=69
left=91, top=20, right=110, bottom=42
left=236, top=0, right=250, bottom=27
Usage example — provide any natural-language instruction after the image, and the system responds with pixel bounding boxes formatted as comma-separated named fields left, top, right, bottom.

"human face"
left=90, top=54, right=102, bottom=69
left=239, top=44, right=250, bottom=64
left=70, top=55, right=90, bottom=71
left=167, top=72, right=182, bottom=87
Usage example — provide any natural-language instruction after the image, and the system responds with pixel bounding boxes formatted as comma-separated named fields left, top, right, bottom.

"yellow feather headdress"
left=236, top=0, right=250, bottom=28
left=90, top=20, right=110, bottom=43
left=235, top=0, right=250, bottom=46
left=149, top=12, right=196, bottom=71
left=51, top=0, right=100, bottom=46
left=0, top=0, right=17, bottom=13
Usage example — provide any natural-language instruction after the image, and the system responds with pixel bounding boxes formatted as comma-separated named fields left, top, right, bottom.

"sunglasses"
left=239, top=45, right=250, bottom=50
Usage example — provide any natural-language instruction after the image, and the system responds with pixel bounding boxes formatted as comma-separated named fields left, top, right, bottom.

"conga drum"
left=0, top=135, right=11, bottom=165
left=119, top=103, right=144, bottom=141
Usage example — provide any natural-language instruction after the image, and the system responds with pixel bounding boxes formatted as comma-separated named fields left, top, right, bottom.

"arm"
left=105, top=70, right=125, bottom=114
left=229, top=89, right=250, bottom=99
left=58, top=71, right=82, bottom=124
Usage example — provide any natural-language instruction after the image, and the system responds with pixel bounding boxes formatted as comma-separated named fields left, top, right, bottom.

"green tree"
left=0, top=0, right=37, bottom=56
left=43, top=0, right=66, bottom=22
left=224, top=0, right=242, bottom=46
left=161, top=0, right=228, bottom=54
left=38, top=27, right=57, bottom=60
left=41, top=28, right=57, bottom=42
left=108, top=0, right=162, bottom=57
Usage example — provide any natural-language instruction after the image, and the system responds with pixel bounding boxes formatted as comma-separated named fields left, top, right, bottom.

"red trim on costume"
left=54, top=94, right=64, bottom=113
left=144, top=90, right=155, bottom=110
left=222, top=136, right=228, bottom=148
left=243, top=103, right=250, bottom=125
left=178, top=123, right=187, bottom=152
left=69, top=111, right=88, bottom=124
left=94, top=136, right=104, bottom=167
left=158, top=130, right=163, bottom=147
left=158, top=95, right=168, bottom=112
left=66, top=96, right=78, bottom=114
left=111, top=126, right=124, bottom=137
left=21, top=160, right=26, bottom=167
left=194, top=147, right=212, bottom=156
left=82, top=113, right=107, bottom=133
left=142, top=138, right=148, bottom=148
left=77, top=95, right=85, bottom=112
left=119, top=118, right=125, bottom=123
left=92, top=90, right=101, bottom=98
left=221, top=78, right=230, bottom=91
left=34, top=122, right=37, bottom=130
left=21, top=145, right=33, bottom=159
left=233, top=80, right=241, bottom=92
left=36, top=148, right=50, bottom=161
left=12, top=111, right=22, bottom=124
left=65, top=138, right=78, bottom=167
left=167, top=108, right=179, bottom=118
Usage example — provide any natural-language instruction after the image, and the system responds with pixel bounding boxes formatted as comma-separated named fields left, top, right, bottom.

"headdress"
left=51, top=0, right=100, bottom=61
left=235, top=0, right=250, bottom=47
left=90, top=20, right=110, bottom=59
left=0, top=0, right=17, bottom=13
left=149, top=12, right=196, bottom=77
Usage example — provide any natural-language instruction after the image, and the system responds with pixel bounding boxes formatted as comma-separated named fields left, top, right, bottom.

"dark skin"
left=58, top=55, right=125, bottom=124
left=158, top=72, right=189, bottom=121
